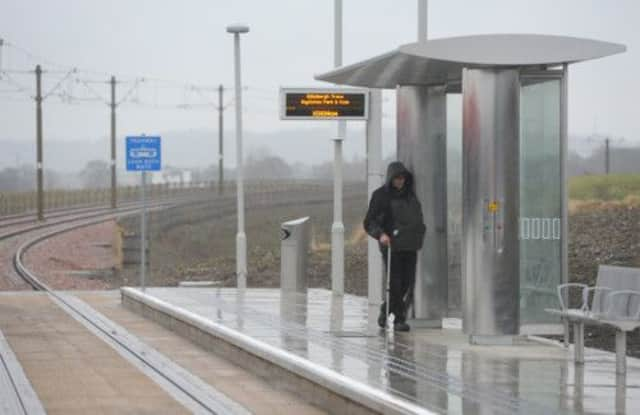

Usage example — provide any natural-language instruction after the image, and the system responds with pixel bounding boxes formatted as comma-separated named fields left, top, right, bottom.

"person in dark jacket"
left=363, top=161, right=426, bottom=331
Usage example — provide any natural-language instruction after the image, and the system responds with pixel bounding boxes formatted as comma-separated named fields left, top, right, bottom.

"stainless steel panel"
left=397, top=85, right=448, bottom=324
left=462, top=68, right=520, bottom=336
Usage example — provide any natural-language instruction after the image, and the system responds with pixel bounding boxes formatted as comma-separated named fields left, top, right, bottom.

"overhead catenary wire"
left=0, top=38, right=288, bottom=117
left=42, top=67, right=77, bottom=100
left=0, top=38, right=227, bottom=102
left=0, top=49, right=277, bottom=110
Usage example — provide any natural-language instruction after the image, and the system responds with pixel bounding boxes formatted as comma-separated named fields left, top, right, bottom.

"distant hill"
left=1, top=129, right=636, bottom=180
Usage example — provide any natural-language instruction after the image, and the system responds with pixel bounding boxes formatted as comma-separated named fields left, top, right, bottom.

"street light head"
left=226, top=24, right=250, bottom=34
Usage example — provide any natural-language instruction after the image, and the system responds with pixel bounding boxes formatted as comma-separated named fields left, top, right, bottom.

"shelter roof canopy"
left=315, top=34, right=626, bottom=88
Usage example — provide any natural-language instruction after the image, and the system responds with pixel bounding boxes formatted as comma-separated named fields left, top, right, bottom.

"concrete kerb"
left=121, top=287, right=436, bottom=415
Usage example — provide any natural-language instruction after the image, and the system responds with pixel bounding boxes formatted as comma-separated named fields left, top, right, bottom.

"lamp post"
left=227, top=24, right=250, bottom=290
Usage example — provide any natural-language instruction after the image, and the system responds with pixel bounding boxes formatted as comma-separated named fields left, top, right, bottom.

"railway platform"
left=0, top=290, right=326, bottom=414
left=2, top=286, right=639, bottom=414
left=121, top=287, right=640, bottom=415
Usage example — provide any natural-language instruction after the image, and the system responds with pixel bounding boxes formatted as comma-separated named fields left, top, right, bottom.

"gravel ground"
left=124, top=195, right=370, bottom=291
left=21, top=220, right=123, bottom=290
left=563, top=203, right=640, bottom=356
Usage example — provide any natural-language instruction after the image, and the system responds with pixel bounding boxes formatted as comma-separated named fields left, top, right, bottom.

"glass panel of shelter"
left=444, top=70, right=564, bottom=327
left=519, top=72, right=563, bottom=327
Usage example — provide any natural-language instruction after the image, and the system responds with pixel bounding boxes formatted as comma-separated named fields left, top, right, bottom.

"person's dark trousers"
left=381, top=248, right=417, bottom=324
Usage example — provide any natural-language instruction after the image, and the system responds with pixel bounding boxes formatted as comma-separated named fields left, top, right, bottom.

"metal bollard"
left=280, top=217, right=310, bottom=293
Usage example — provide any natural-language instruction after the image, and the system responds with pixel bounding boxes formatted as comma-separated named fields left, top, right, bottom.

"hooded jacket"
left=363, top=161, right=426, bottom=252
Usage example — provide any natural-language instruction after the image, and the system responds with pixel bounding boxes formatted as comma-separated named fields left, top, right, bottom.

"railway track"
left=2, top=195, right=252, bottom=414
left=0, top=194, right=215, bottom=291
left=0, top=200, right=147, bottom=229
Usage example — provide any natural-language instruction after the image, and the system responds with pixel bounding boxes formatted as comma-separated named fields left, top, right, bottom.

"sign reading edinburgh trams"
left=280, top=88, right=369, bottom=120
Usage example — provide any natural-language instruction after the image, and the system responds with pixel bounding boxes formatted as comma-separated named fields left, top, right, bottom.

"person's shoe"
left=394, top=322, right=410, bottom=332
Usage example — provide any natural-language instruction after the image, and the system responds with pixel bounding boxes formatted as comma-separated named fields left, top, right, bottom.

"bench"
left=545, top=264, right=640, bottom=374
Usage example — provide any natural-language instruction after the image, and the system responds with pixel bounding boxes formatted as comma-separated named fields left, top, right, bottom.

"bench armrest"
left=605, top=290, right=640, bottom=320
left=557, top=283, right=588, bottom=311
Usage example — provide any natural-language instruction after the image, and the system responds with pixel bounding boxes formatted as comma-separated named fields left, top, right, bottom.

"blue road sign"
left=126, top=136, right=161, bottom=171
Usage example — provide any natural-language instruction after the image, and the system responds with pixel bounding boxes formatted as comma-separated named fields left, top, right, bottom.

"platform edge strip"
left=121, top=287, right=436, bottom=415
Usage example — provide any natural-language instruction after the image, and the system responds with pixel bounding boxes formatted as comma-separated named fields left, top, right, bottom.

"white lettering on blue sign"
left=126, top=136, right=161, bottom=171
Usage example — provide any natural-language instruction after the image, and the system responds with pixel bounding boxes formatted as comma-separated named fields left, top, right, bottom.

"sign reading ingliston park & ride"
left=280, top=88, right=368, bottom=120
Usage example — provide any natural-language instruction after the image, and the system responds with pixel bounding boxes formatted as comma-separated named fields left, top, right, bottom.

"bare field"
left=136, top=193, right=370, bottom=294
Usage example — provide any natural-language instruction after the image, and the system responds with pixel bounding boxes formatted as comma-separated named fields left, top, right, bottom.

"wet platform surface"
left=0, top=291, right=327, bottom=414
left=0, top=292, right=190, bottom=415
left=134, top=287, right=640, bottom=415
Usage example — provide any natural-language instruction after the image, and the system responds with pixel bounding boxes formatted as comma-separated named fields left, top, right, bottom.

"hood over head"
left=385, top=161, right=413, bottom=190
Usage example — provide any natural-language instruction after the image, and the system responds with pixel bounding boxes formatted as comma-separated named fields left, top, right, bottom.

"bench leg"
left=615, top=330, right=627, bottom=374
left=563, top=318, right=569, bottom=348
left=574, top=322, right=584, bottom=364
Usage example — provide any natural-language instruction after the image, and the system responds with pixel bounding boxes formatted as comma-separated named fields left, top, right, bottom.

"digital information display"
left=280, top=88, right=368, bottom=120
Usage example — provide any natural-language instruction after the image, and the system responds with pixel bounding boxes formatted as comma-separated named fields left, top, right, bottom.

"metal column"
left=462, top=68, right=520, bottom=342
left=366, top=88, right=384, bottom=330
left=397, top=85, right=448, bottom=327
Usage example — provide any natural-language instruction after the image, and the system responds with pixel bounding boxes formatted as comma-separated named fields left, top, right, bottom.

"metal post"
left=574, top=322, right=584, bottom=364
left=140, top=171, right=147, bottom=291
left=332, top=0, right=345, bottom=295
left=334, top=0, right=343, bottom=69
left=615, top=330, right=627, bottom=374
left=366, top=89, right=384, bottom=318
left=110, top=76, right=117, bottom=208
left=227, top=25, right=249, bottom=290
left=218, top=84, right=224, bottom=195
left=418, top=0, right=428, bottom=41
left=561, top=64, right=570, bottom=320
left=605, top=137, right=610, bottom=175
left=332, top=136, right=345, bottom=295
left=616, top=373, right=627, bottom=414
left=0, top=38, right=4, bottom=74
left=35, top=65, right=44, bottom=221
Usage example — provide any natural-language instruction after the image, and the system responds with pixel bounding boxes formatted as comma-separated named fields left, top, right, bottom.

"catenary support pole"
left=35, top=65, right=44, bottom=221
left=110, top=76, right=117, bottom=208
left=218, top=84, right=224, bottom=195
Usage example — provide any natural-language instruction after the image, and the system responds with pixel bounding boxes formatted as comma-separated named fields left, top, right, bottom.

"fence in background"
left=0, top=180, right=365, bottom=216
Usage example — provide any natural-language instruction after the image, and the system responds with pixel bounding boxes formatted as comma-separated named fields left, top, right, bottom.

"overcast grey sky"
left=0, top=0, right=638, bottom=166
